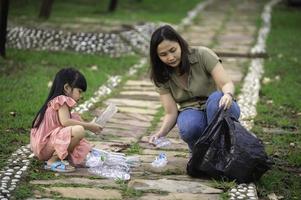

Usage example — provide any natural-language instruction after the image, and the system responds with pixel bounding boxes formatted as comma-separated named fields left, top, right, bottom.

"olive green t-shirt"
left=156, top=46, right=221, bottom=111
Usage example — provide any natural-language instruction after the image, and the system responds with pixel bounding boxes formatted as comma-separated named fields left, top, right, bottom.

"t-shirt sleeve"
left=155, top=82, right=170, bottom=95
left=49, top=95, right=77, bottom=110
left=198, top=47, right=222, bottom=73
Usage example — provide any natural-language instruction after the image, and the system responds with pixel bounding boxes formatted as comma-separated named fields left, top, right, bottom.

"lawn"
left=252, top=3, right=301, bottom=199
left=9, top=0, right=202, bottom=26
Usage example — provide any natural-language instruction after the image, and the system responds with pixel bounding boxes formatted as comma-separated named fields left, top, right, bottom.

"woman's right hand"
left=87, top=122, right=103, bottom=134
left=149, top=132, right=163, bottom=144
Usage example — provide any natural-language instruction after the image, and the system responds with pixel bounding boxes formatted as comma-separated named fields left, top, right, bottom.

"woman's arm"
left=58, top=104, right=102, bottom=134
left=149, top=93, right=178, bottom=143
left=211, top=62, right=235, bottom=109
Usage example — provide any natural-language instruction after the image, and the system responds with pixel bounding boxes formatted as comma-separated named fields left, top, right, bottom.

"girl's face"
left=70, top=88, right=83, bottom=102
left=64, top=84, right=83, bottom=102
left=157, top=40, right=182, bottom=68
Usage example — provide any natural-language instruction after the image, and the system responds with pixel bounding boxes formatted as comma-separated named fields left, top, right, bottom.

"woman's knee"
left=71, top=125, right=85, bottom=139
left=177, top=109, right=206, bottom=143
left=208, top=91, right=223, bottom=102
left=178, top=123, right=204, bottom=143
left=229, top=101, right=241, bottom=119
left=206, top=91, right=223, bottom=111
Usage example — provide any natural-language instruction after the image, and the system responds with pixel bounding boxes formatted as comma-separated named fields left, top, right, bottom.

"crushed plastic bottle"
left=151, top=152, right=168, bottom=167
left=153, top=137, right=171, bottom=148
left=85, top=149, right=105, bottom=168
left=88, top=164, right=130, bottom=180
left=86, top=148, right=135, bottom=180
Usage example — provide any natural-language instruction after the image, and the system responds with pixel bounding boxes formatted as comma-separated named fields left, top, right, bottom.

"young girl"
left=31, top=68, right=102, bottom=172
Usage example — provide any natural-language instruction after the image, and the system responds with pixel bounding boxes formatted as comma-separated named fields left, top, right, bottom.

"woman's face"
left=157, top=40, right=182, bottom=68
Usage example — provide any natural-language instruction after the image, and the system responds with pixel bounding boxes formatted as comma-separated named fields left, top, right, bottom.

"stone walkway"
left=0, top=0, right=279, bottom=199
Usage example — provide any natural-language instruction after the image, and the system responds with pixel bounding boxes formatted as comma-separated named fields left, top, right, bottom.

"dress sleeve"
left=198, top=47, right=222, bottom=74
left=49, top=95, right=77, bottom=110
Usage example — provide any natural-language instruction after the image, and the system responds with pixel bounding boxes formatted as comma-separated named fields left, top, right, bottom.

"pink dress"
left=30, top=95, right=92, bottom=165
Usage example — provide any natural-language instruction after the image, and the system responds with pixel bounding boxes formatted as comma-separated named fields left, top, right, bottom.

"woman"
left=148, top=25, right=240, bottom=151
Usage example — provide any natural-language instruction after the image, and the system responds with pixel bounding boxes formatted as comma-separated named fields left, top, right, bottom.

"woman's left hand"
left=219, top=93, right=233, bottom=110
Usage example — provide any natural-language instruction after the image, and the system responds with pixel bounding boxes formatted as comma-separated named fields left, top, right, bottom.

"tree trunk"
left=39, top=0, right=54, bottom=19
left=108, top=0, right=118, bottom=12
left=0, top=0, right=9, bottom=58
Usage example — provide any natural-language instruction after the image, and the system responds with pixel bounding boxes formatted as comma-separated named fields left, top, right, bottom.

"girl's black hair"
left=149, top=25, right=190, bottom=87
left=32, top=68, right=87, bottom=128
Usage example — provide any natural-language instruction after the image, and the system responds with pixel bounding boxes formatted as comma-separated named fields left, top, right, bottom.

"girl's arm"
left=58, top=104, right=102, bottom=134
left=149, top=93, right=178, bottom=143
left=211, top=62, right=235, bottom=109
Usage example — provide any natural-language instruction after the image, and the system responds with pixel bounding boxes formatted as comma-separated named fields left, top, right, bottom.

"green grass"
left=252, top=3, right=301, bottom=199
left=10, top=0, right=202, bottom=26
left=0, top=48, right=139, bottom=169
left=116, top=179, right=144, bottom=198
left=125, top=143, right=142, bottom=155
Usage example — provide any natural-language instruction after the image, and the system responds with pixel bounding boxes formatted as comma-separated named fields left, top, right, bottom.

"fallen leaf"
left=9, top=111, right=16, bottom=117
left=268, top=193, right=278, bottom=200
left=90, top=65, right=98, bottom=71
left=262, top=77, right=272, bottom=84
left=47, top=81, right=53, bottom=88
left=266, top=100, right=274, bottom=104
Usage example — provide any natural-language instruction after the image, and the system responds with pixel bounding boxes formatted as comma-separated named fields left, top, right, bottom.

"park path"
left=26, top=0, right=266, bottom=199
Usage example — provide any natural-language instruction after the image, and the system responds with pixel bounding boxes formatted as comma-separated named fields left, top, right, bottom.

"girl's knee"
left=71, top=125, right=85, bottom=139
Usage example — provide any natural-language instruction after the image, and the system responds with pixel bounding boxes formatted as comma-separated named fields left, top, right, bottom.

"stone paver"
left=137, top=193, right=220, bottom=200
left=30, top=177, right=119, bottom=188
left=44, top=187, right=122, bottom=200
left=128, top=178, right=222, bottom=194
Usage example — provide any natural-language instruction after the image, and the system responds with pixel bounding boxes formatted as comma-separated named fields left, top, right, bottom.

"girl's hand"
left=87, top=122, right=103, bottom=134
left=219, top=93, right=233, bottom=110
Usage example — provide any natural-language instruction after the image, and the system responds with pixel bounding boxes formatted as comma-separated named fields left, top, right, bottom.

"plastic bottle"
left=85, top=149, right=105, bottom=168
left=87, top=148, right=131, bottom=180
left=95, top=103, right=118, bottom=126
left=151, top=152, right=168, bottom=167
left=153, top=137, right=171, bottom=148
left=88, top=165, right=130, bottom=180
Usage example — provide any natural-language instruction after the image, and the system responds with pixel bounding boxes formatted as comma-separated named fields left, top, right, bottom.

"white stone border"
left=0, top=146, right=32, bottom=199
left=231, top=0, right=281, bottom=199
left=74, top=58, right=147, bottom=114
left=237, top=0, right=281, bottom=131
left=180, top=0, right=215, bottom=27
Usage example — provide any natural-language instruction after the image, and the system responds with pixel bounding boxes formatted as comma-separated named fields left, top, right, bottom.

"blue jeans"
left=177, top=91, right=240, bottom=151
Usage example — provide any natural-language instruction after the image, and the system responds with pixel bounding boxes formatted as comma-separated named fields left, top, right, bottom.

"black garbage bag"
left=187, top=108, right=273, bottom=183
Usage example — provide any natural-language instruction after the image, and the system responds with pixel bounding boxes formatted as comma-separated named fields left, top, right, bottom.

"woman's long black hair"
left=32, top=68, right=87, bottom=128
left=149, top=25, right=190, bottom=87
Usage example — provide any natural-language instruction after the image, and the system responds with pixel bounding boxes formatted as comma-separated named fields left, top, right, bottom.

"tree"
left=39, top=0, right=54, bottom=19
left=108, top=0, right=118, bottom=12
left=0, top=0, right=9, bottom=58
